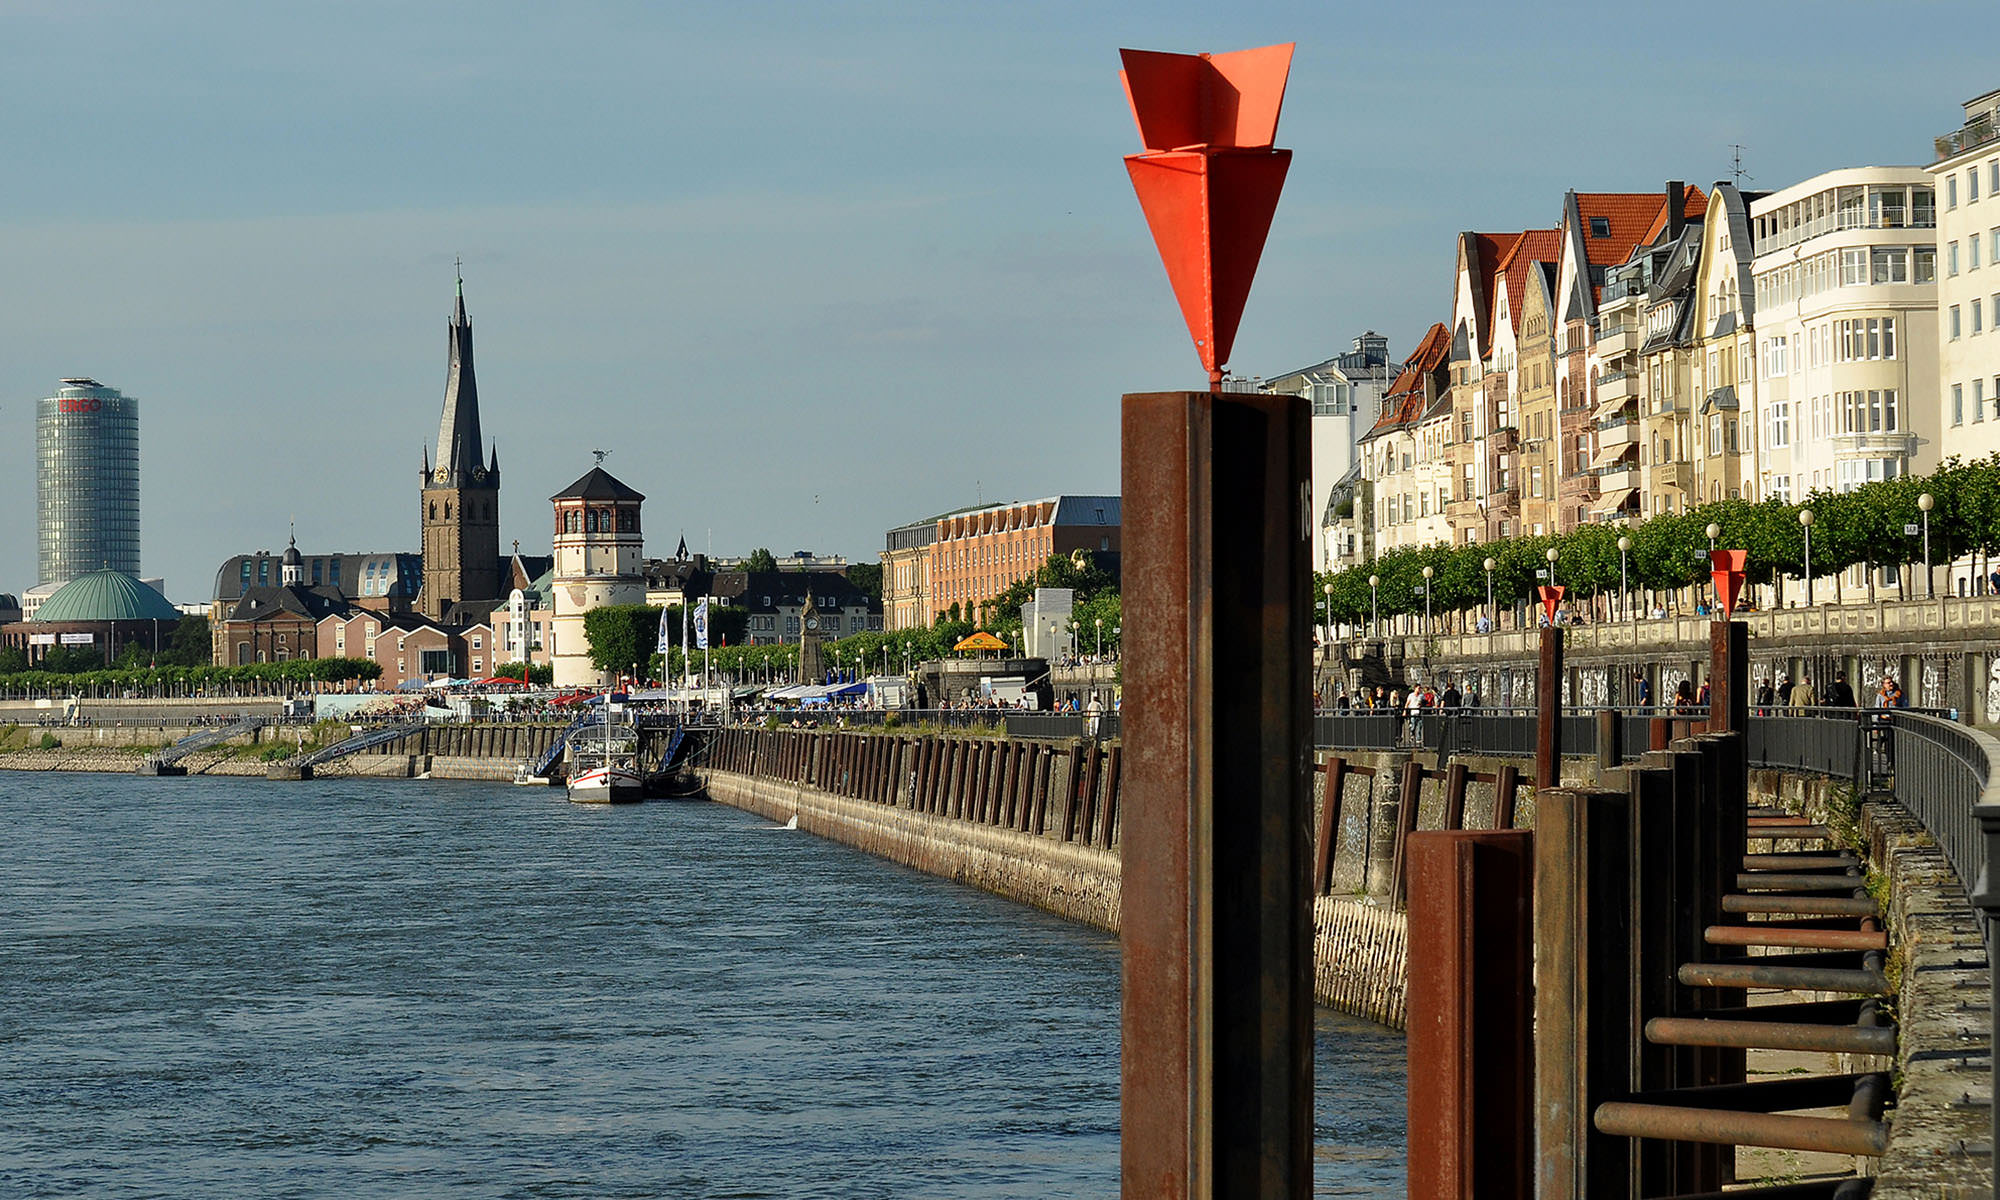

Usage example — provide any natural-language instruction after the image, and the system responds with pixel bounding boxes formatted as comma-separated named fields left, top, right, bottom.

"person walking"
left=1824, top=671, right=1857, bottom=708
left=1789, top=675, right=1817, bottom=708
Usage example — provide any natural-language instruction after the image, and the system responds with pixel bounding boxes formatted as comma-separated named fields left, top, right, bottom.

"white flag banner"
left=693, top=598, right=710, bottom=651
left=656, top=607, right=673, bottom=655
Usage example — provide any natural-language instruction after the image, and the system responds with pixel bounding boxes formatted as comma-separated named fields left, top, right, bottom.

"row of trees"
left=1322, top=456, right=2000, bottom=626
left=0, top=656, right=383, bottom=697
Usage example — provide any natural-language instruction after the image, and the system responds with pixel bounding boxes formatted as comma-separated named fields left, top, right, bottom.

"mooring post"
left=1708, top=621, right=1748, bottom=736
left=1537, top=627, right=1564, bottom=793
left=1405, top=829, right=1534, bottom=1199
left=1120, top=388, right=1313, bottom=1199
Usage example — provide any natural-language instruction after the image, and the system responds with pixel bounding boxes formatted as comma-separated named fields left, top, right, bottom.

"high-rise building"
left=419, top=274, right=503, bottom=625
left=37, top=378, right=140, bottom=587
left=1930, top=89, right=2000, bottom=471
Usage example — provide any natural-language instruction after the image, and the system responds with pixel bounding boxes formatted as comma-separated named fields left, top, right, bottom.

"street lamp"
left=1545, top=546, right=1559, bottom=589
left=1323, top=581, right=1335, bottom=646
left=1705, top=521, right=1721, bottom=611
left=1918, top=492, right=1935, bottom=598
left=1617, top=535, right=1632, bottom=622
left=1094, top=617, right=1103, bottom=659
left=1421, top=564, right=1434, bottom=634
left=1799, top=508, right=1816, bottom=605
left=1368, top=574, right=1380, bottom=638
left=1483, top=556, right=1496, bottom=631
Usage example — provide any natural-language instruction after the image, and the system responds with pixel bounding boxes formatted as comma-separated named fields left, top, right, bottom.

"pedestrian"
left=1789, top=675, right=1817, bottom=707
left=1825, top=671, right=1856, bottom=709
left=1674, top=679, right=1697, bottom=714
left=1755, top=677, right=1775, bottom=709
left=1636, top=674, right=1653, bottom=708
left=1440, top=679, right=1463, bottom=712
left=1696, top=680, right=1710, bottom=708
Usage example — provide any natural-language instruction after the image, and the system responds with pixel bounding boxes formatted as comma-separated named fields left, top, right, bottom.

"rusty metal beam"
left=1644, top=1017, right=1896, bottom=1056
left=1703, top=926, right=1887, bottom=951
left=1677, top=962, right=1889, bottom=994
left=1119, top=389, right=1313, bottom=1199
left=1405, top=829, right=1534, bottom=1199
left=1721, top=894, right=1878, bottom=917
left=1593, top=1103, right=1886, bottom=1157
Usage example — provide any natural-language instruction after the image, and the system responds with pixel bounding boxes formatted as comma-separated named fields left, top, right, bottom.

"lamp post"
left=1094, top=617, right=1103, bottom=659
left=1368, top=574, right=1380, bottom=638
left=1617, top=535, right=1631, bottom=622
left=1421, top=564, right=1434, bottom=634
left=1705, top=521, right=1721, bottom=611
left=1545, top=546, right=1559, bottom=589
left=1800, top=508, right=1815, bottom=605
left=1919, top=491, right=1935, bottom=598
left=1323, top=581, right=1335, bottom=645
left=1483, top=556, right=1496, bottom=630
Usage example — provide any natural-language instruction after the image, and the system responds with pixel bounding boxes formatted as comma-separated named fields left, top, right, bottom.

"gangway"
left=137, top=717, right=269, bottom=775
left=524, top=711, right=600, bottom=780
left=295, top=720, right=429, bottom=769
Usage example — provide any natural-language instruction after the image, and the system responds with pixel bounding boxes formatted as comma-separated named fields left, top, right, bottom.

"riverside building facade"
left=1749, top=167, right=1940, bottom=506
left=1932, top=89, right=2000, bottom=460
left=37, top=378, right=140, bottom=587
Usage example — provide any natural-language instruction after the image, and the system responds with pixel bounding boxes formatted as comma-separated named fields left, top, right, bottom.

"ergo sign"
left=58, top=396, right=102, bottom=413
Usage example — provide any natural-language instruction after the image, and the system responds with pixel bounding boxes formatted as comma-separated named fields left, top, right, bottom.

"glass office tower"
left=37, top=378, right=140, bottom=586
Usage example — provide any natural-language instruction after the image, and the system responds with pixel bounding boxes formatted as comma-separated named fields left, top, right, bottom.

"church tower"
left=419, top=270, right=502, bottom=624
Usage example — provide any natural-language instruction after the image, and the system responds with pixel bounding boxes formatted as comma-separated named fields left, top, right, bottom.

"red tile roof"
left=1638, top=184, right=1712, bottom=243
left=1367, top=322, right=1451, bottom=435
left=1494, top=229, right=1562, bottom=336
left=1468, top=232, right=1521, bottom=356
left=1575, top=186, right=1709, bottom=304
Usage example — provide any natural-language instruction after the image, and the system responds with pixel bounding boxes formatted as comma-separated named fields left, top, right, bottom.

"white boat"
left=565, top=703, right=644, bottom=804
left=512, top=762, right=553, bottom=786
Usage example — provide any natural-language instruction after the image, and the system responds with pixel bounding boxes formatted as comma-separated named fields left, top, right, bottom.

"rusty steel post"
left=1537, top=627, right=1564, bottom=793
left=1597, top=708, right=1620, bottom=771
left=1120, top=389, right=1314, bottom=1200
left=1442, top=762, right=1469, bottom=832
left=1534, top=787, right=1635, bottom=1200
left=1709, top=621, right=1748, bottom=736
left=1493, top=764, right=1520, bottom=831
left=1627, top=762, right=1682, bottom=1196
left=1405, top=829, right=1534, bottom=1199
left=1390, top=760, right=1426, bottom=909
left=1313, top=756, right=1348, bottom=895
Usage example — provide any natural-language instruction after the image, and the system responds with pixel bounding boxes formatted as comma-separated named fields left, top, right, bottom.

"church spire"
left=433, top=263, right=487, bottom=486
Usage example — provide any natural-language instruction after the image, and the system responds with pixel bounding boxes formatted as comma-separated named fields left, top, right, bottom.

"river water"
left=0, top=774, right=1405, bottom=1198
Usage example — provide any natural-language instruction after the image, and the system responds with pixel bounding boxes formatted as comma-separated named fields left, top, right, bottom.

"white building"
left=1749, top=167, right=1939, bottom=510
left=1931, top=88, right=2000, bottom=464
left=548, top=466, right=648, bottom=689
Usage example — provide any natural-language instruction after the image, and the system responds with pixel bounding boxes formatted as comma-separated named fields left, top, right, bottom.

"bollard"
left=1537, top=627, right=1564, bottom=792
left=1708, top=621, right=1748, bottom=736
left=1442, top=762, right=1469, bottom=832
left=1313, top=756, right=1348, bottom=895
left=1389, top=759, right=1426, bottom=908
left=1119, top=387, right=1314, bottom=1199
left=1493, top=764, right=1520, bottom=831
left=1597, top=707, right=1620, bottom=771
left=1405, top=829, right=1534, bottom=1199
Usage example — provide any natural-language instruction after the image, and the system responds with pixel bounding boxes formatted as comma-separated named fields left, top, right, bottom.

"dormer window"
left=1589, top=217, right=1611, bottom=238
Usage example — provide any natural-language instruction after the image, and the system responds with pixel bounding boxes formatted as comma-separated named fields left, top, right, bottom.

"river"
left=0, top=774, right=1405, bottom=1197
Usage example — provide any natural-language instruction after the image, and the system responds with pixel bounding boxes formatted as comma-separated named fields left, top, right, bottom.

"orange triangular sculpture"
left=1709, top=549, right=1748, bottom=617
left=1120, top=44, right=1294, bottom=387
left=1539, top=585, right=1567, bottom=625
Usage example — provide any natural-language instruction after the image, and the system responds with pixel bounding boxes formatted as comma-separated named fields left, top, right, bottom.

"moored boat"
left=565, top=700, right=643, bottom=804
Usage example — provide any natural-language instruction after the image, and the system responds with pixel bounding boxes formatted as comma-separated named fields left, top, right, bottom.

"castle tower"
left=549, top=465, right=647, bottom=689
left=419, top=271, right=502, bottom=625
left=798, top=590, right=824, bottom=684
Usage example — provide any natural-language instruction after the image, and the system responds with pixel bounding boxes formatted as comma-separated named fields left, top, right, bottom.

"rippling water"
left=0, top=774, right=1405, bottom=1197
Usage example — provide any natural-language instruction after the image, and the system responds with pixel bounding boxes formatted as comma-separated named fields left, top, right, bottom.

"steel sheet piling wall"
left=1119, top=390, right=1314, bottom=1200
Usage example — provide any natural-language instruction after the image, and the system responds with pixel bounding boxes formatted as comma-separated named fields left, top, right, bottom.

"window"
left=1952, top=306, right=1963, bottom=339
left=1768, top=400, right=1790, bottom=448
left=1871, top=248, right=1907, bottom=283
left=1840, top=248, right=1867, bottom=285
left=1976, top=235, right=1986, bottom=271
left=1915, top=246, right=1937, bottom=283
left=1763, top=336, right=1788, bottom=377
left=1978, top=299, right=1987, bottom=335
left=1974, top=168, right=1983, bottom=203
left=1978, top=381, right=1989, bottom=425
left=1950, top=241, right=1961, bottom=276
left=1949, top=175, right=1960, bottom=208
left=1954, top=383, right=1965, bottom=425
left=1589, top=216, right=1611, bottom=237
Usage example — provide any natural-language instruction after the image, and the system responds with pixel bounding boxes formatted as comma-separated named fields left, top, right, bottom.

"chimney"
left=1666, top=180, right=1686, bottom=241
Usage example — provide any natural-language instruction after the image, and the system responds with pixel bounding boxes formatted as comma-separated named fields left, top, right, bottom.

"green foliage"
left=0, top=646, right=25, bottom=674
left=0, top=656, right=381, bottom=696
left=744, top=547, right=779, bottom=573
left=38, top=733, right=60, bottom=750
left=582, top=605, right=659, bottom=675
left=846, top=562, right=883, bottom=600
left=1318, top=454, right=2000, bottom=623
left=494, top=661, right=554, bottom=686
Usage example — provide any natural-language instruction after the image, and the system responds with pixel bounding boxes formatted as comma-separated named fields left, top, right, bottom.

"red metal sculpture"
left=1120, top=44, right=1295, bottom=390
left=1710, top=549, right=1748, bottom=617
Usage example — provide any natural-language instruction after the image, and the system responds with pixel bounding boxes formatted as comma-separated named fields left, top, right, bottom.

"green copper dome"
left=32, top=570, right=180, bottom=624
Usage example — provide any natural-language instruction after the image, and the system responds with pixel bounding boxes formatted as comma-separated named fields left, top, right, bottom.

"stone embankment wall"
left=1749, top=768, right=1994, bottom=1194
left=699, top=726, right=1413, bottom=1027
left=358, top=723, right=562, bottom=766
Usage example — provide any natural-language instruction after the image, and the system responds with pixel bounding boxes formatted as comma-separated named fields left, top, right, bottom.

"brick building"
left=882, top=495, right=1120, bottom=629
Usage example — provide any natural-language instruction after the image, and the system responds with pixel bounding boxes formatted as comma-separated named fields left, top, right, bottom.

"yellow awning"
left=1590, top=441, right=1636, bottom=470
left=1593, top=487, right=1639, bottom=513
left=953, top=631, right=1010, bottom=652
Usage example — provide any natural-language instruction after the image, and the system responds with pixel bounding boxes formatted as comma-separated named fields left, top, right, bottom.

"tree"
left=582, top=605, right=662, bottom=677
left=744, top=547, right=778, bottom=573
left=846, top=562, right=883, bottom=600
left=495, top=661, right=554, bottom=685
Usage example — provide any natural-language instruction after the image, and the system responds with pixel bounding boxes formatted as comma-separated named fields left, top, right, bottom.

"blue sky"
left=3, top=1, right=1995, bottom=600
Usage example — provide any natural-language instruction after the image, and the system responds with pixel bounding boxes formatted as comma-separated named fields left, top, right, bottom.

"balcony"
left=1598, top=465, right=1639, bottom=492
left=1560, top=472, right=1600, bottom=501
left=1938, top=111, right=2000, bottom=162
left=1654, top=461, right=1691, bottom=490
left=1487, top=427, right=1519, bottom=454
left=1596, top=369, right=1636, bottom=404
left=1446, top=497, right=1483, bottom=525
left=1596, top=419, right=1637, bottom=451
left=1485, top=486, right=1519, bottom=511
left=1595, top=323, right=1641, bottom=359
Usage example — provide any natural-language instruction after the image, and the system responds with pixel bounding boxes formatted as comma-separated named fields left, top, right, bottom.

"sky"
left=3, top=1, right=1996, bottom=601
